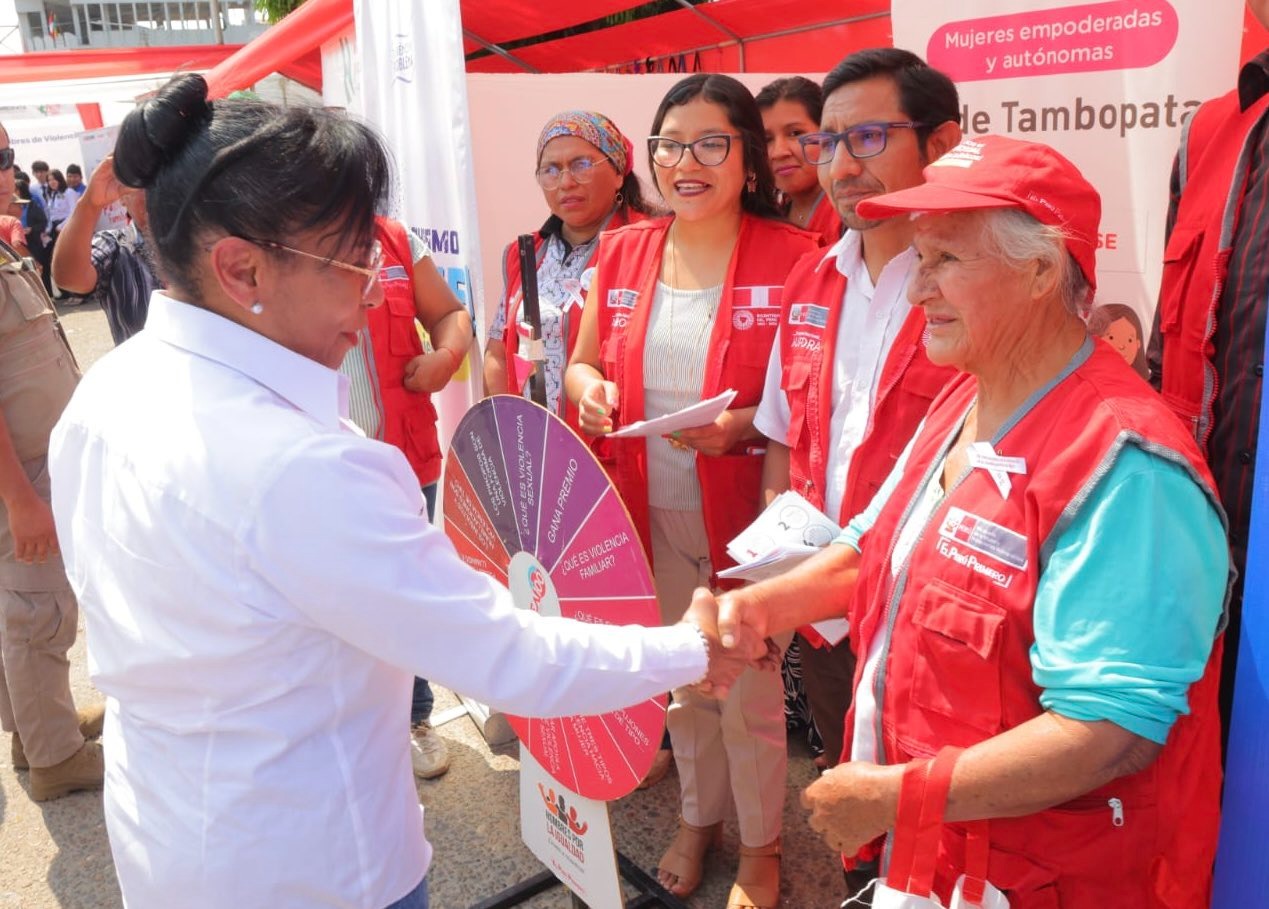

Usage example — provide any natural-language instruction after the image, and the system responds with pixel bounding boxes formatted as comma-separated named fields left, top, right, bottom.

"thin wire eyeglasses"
left=797, top=122, right=927, bottom=165
left=245, top=238, right=383, bottom=297
left=535, top=157, right=607, bottom=190
left=647, top=133, right=742, bottom=168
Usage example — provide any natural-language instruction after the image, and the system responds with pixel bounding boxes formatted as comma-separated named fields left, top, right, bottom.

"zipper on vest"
left=1200, top=250, right=1231, bottom=449
left=874, top=340, right=919, bottom=407
left=871, top=411, right=974, bottom=765
left=863, top=343, right=919, bottom=448
left=1108, top=797, right=1125, bottom=827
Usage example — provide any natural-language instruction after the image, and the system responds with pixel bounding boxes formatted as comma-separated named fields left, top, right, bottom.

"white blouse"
left=49, top=293, right=708, bottom=909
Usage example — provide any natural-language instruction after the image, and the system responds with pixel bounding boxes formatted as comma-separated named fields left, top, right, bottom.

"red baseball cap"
left=855, top=134, right=1101, bottom=292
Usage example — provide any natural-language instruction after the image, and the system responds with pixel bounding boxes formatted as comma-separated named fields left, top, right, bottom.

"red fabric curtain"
left=76, top=103, right=104, bottom=130
left=203, top=0, right=352, bottom=98
left=461, top=0, right=649, bottom=55
left=0, top=45, right=242, bottom=84
left=466, top=0, right=891, bottom=73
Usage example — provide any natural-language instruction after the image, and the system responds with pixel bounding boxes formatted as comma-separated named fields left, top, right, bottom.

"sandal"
left=657, top=817, right=722, bottom=897
left=636, top=748, right=673, bottom=790
left=727, top=837, right=781, bottom=909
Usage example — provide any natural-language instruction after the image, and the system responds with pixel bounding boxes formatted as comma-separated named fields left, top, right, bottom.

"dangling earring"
left=614, top=190, right=624, bottom=207
left=250, top=301, right=264, bottom=315
left=746, top=173, right=757, bottom=193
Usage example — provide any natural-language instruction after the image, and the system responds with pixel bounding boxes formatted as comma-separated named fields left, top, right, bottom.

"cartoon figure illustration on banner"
left=1088, top=302, right=1147, bottom=378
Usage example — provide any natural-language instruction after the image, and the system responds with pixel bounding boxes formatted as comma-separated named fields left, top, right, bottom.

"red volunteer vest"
left=1155, top=90, right=1269, bottom=451
left=804, top=191, right=842, bottom=247
left=847, top=342, right=1225, bottom=908
left=595, top=215, right=818, bottom=581
left=500, top=209, right=638, bottom=435
left=369, top=217, right=442, bottom=486
left=779, top=247, right=955, bottom=527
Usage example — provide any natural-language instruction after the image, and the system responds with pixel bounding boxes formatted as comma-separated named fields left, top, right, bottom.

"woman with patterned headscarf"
left=483, top=110, right=660, bottom=434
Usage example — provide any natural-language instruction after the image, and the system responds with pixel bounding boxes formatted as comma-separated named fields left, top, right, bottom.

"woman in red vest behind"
left=756, top=77, right=841, bottom=246
left=341, top=215, right=472, bottom=780
left=566, top=74, right=817, bottom=909
left=483, top=111, right=658, bottom=433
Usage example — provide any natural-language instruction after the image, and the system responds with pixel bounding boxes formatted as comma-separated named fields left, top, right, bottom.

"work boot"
left=30, top=741, right=104, bottom=801
left=11, top=703, right=106, bottom=771
left=410, top=722, right=451, bottom=780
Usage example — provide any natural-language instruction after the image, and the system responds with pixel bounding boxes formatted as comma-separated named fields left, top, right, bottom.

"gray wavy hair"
left=977, top=209, right=1092, bottom=317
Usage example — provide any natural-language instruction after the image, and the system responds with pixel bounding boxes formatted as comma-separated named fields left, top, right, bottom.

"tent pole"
left=463, top=29, right=543, bottom=73
left=210, top=0, right=224, bottom=43
left=673, top=0, right=745, bottom=71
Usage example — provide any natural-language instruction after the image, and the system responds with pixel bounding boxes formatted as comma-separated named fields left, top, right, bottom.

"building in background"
left=12, top=1, right=268, bottom=51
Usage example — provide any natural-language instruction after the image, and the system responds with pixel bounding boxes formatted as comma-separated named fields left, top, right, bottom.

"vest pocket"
left=385, top=296, right=421, bottom=355
left=782, top=358, right=812, bottom=448
left=599, top=334, right=623, bottom=379
left=1157, top=225, right=1204, bottom=336
left=909, top=578, right=1007, bottom=740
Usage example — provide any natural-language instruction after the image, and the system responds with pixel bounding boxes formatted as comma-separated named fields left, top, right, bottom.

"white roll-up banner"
left=355, top=0, right=484, bottom=452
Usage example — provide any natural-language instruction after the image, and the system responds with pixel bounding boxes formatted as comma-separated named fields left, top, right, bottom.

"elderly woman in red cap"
left=697, top=135, right=1229, bottom=908
left=483, top=110, right=659, bottom=434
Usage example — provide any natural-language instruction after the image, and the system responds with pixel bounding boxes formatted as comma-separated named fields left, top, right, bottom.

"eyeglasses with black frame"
left=797, top=121, right=927, bottom=165
left=535, top=157, right=611, bottom=191
left=0, top=148, right=15, bottom=171
left=647, top=133, right=742, bottom=168
left=246, top=237, right=383, bottom=298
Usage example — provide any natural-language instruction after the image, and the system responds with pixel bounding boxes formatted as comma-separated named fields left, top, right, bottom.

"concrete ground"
left=0, top=299, right=847, bottom=908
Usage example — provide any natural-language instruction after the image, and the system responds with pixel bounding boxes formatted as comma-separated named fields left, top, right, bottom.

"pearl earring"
left=250, top=301, right=264, bottom=315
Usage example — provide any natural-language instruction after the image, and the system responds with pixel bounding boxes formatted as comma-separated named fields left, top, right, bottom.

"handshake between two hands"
left=677, top=587, right=776, bottom=699
left=675, top=585, right=902, bottom=857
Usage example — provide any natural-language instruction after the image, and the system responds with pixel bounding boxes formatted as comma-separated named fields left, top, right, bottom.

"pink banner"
left=928, top=0, right=1178, bottom=82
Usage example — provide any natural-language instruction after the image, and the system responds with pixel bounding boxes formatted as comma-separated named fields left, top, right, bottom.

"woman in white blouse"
left=46, top=74, right=763, bottom=909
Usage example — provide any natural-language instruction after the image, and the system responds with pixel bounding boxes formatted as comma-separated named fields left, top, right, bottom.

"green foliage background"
left=254, top=0, right=305, bottom=22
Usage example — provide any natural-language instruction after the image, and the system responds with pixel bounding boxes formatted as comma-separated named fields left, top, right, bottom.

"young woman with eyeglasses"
left=756, top=76, right=842, bottom=245
left=483, top=111, right=658, bottom=435
left=566, top=74, right=817, bottom=909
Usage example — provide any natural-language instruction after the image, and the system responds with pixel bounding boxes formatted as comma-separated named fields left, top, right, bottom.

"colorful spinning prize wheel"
left=442, top=396, right=665, bottom=800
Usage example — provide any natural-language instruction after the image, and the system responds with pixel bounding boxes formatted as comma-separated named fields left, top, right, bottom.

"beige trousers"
left=0, top=586, right=84, bottom=767
left=650, top=507, right=787, bottom=847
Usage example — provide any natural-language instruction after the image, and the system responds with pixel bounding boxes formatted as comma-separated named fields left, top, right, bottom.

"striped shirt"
left=643, top=280, right=722, bottom=510
left=89, top=225, right=161, bottom=345
left=338, top=230, right=431, bottom=439
left=1162, top=51, right=1269, bottom=577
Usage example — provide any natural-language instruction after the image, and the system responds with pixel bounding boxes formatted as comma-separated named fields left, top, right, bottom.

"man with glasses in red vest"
left=755, top=49, right=961, bottom=789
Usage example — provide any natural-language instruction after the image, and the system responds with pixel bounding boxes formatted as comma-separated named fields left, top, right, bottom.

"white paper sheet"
left=717, top=543, right=820, bottom=583
left=726, top=490, right=843, bottom=563
left=607, top=389, right=739, bottom=439
left=723, top=491, right=851, bottom=645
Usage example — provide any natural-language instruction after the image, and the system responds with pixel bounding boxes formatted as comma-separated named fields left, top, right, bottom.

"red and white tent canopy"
left=0, top=0, right=1265, bottom=104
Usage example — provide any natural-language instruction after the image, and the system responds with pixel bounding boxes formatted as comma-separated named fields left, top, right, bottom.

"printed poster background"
left=354, top=0, right=484, bottom=453
left=892, top=0, right=1242, bottom=355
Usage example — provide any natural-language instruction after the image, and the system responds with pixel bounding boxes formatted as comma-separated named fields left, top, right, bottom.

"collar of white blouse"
left=144, top=291, right=350, bottom=430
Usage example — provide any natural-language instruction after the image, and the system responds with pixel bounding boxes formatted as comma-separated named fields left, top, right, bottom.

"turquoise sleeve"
left=1032, top=445, right=1227, bottom=744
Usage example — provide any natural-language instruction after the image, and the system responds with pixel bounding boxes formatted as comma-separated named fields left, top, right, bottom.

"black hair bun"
left=114, top=73, right=212, bottom=189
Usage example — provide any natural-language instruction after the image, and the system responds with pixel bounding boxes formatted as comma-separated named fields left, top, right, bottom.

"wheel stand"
left=469, top=851, right=692, bottom=909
